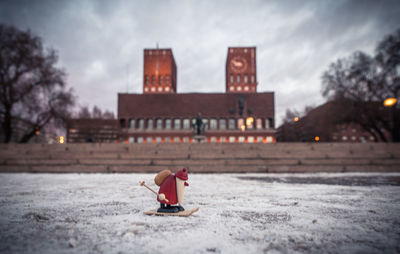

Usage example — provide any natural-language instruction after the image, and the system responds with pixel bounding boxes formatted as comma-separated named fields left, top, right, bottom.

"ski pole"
left=139, top=181, right=169, bottom=202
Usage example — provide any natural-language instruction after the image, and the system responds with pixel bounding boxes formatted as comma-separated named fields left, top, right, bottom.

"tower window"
left=138, top=118, right=144, bottom=129
left=183, top=118, right=190, bottom=129
left=237, top=75, right=241, bottom=83
left=145, top=75, right=149, bottom=85
left=174, top=118, right=181, bottom=129
left=166, top=76, right=170, bottom=85
left=210, top=118, right=217, bottom=129
left=251, top=75, right=255, bottom=83
left=228, top=118, right=236, bottom=129
left=159, top=75, right=163, bottom=85
left=129, top=119, right=135, bottom=129
left=256, top=118, right=262, bottom=129
left=151, top=75, right=155, bottom=85
left=244, top=75, right=248, bottom=83
left=219, top=118, right=226, bottom=129
left=147, top=118, right=153, bottom=129
left=230, top=75, right=234, bottom=84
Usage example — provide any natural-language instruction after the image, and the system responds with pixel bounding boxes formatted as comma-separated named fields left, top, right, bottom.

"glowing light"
left=294, top=117, right=299, bottom=122
left=241, top=125, right=246, bottom=132
left=315, top=136, right=320, bottom=142
left=59, top=136, right=65, bottom=144
left=35, top=130, right=40, bottom=135
left=246, top=117, right=254, bottom=127
left=384, top=98, right=397, bottom=107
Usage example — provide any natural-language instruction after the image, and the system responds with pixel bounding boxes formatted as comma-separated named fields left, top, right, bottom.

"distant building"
left=118, top=47, right=276, bottom=144
left=67, top=47, right=276, bottom=143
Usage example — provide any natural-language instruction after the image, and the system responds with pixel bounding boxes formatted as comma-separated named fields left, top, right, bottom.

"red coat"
left=157, top=174, right=177, bottom=205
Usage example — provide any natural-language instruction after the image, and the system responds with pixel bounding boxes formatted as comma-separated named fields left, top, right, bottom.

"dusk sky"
left=1, top=0, right=399, bottom=125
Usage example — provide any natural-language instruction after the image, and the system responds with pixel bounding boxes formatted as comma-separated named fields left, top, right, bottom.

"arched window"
left=228, top=118, right=236, bottom=129
left=147, top=118, right=153, bottom=129
left=174, top=119, right=181, bottom=129
left=183, top=118, right=190, bottom=129
left=129, top=118, right=135, bottom=129
left=244, top=75, right=248, bottom=83
left=219, top=118, right=226, bottom=130
left=256, top=118, right=262, bottom=129
left=119, top=118, right=126, bottom=128
left=210, top=118, right=217, bottom=129
left=156, top=118, right=163, bottom=129
left=138, top=118, right=144, bottom=129
left=165, top=119, right=171, bottom=129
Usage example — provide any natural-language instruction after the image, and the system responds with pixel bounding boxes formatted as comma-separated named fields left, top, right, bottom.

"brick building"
left=118, top=47, right=276, bottom=143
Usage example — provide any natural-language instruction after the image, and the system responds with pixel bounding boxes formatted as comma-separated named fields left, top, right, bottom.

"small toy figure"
left=140, top=168, right=199, bottom=217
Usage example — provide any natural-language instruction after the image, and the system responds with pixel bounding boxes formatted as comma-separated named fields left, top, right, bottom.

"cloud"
left=1, top=0, right=399, bottom=125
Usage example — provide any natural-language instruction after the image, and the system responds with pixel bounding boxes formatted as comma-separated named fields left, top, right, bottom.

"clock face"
left=230, top=56, right=248, bottom=72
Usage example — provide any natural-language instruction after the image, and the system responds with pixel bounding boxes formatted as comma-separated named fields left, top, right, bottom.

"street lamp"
left=383, top=98, right=397, bottom=142
left=294, top=117, right=299, bottom=122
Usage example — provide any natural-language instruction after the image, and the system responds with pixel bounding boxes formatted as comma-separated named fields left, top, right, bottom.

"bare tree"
left=76, top=106, right=115, bottom=119
left=322, top=29, right=400, bottom=142
left=0, top=24, right=75, bottom=143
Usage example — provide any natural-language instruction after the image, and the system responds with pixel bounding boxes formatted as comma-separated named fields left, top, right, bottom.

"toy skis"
left=140, top=168, right=199, bottom=217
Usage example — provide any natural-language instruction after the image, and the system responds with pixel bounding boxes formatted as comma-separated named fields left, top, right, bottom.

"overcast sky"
left=1, top=0, right=400, bottom=125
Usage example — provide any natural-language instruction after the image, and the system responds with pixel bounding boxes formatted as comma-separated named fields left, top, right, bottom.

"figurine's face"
left=176, top=178, right=186, bottom=205
left=230, top=56, right=247, bottom=72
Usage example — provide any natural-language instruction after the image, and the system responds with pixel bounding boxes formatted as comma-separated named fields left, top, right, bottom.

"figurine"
left=140, top=168, right=199, bottom=217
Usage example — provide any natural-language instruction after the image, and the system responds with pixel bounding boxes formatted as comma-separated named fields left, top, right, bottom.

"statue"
left=193, top=113, right=206, bottom=135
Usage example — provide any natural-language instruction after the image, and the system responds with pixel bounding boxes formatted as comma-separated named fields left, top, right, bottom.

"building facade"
left=118, top=47, right=276, bottom=144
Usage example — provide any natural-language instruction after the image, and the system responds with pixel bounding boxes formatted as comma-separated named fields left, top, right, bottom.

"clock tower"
left=225, top=47, right=257, bottom=93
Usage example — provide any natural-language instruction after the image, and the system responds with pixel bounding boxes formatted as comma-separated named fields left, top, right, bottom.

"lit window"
left=144, top=87, right=149, bottom=92
left=248, top=136, right=254, bottom=143
left=244, top=75, right=248, bottom=83
left=244, top=86, right=249, bottom=91
left=238, top=118, right=244, bottom=130
left=165, top=87, right=170, bottom=92
left=229, top=118, right=236, bottom=129
left=129, top=119, right=135, bottom=129
left=146, top=137, right=152, bottom=143
left=229, top=86, right=234, bottom=91
left=210, top=137, right=217, bottom=143
left=174, top=137, right=180, bottom=143
left=156, top=137, right=162, bottom=143
left=174, top=119, right=181, bottom=129
left=183, top=119, right=190, bottom=129
left=147, top=119, right=153, bottom=129
left=237, top=75, right=241, bottom=83
left=229, top=136, right=236, bottom=143
left=138, top=118, right=144, bottom=129
left=164, top=137, right=171, bottom=143
left=219, top=118, right=226, bottom=129
left=151, top=87, right=155, bottom=92
left=237, top=86, right=242, bottom=91
left=210, top=118, right=217, bottom=129
left=158, top=87, right=162, bottom=92
left=165, top=119, right=171, bottom=129
left=256, top=118, right=262, bottom=129
left=342, top=136, right=348, bottom=141
left=156, top=118, right=163, bottom=129
left=220, top=137, right=226, bottom=143
left=137, top=137, right=144, bottom=143
left=238, top=136, right=245, bottom=143
left=351, top=136, right=356, bottom=141
left=129, top=137, right=134, bottom=143
left=183, top=137, right=189, bottom=143
left=257, top=136, right=263, bottom=143
left=266, top=136, right=273, bottom=143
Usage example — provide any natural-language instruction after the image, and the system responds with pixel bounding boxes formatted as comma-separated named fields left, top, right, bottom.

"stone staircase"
left=0, top=143, right=399, bottom=173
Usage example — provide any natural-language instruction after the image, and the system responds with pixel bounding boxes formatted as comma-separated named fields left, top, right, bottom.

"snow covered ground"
left=0, top=173, right=399, bottom=254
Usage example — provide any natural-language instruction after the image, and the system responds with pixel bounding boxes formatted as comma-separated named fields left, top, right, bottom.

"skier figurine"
left=156, top=168, right=189, bottom=213
left=140, top=168, right=199, bottom=216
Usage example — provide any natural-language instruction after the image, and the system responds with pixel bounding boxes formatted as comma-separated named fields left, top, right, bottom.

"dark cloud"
left=1, top=0, right=399, bottom=125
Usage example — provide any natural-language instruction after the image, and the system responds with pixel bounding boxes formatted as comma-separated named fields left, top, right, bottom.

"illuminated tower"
left=143, top=48, right=177, bottom=94
left=225, top=47, right=257, bottom=93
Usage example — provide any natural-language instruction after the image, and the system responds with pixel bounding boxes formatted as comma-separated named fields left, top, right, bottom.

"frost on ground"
left=0, top=173, right=400, bottom=254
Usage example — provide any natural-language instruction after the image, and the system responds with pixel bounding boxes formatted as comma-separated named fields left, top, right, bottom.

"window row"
left=228, top=85, right=255, bottom=92
left=144, top=86, right=171, bottom=93
left=230, top=74, right=255, bottom=84
left=145, top=75, right=170, bottom=85
left=126, top=136, right=274, bottom=144
left=120, top=117, right=273, bottom=130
